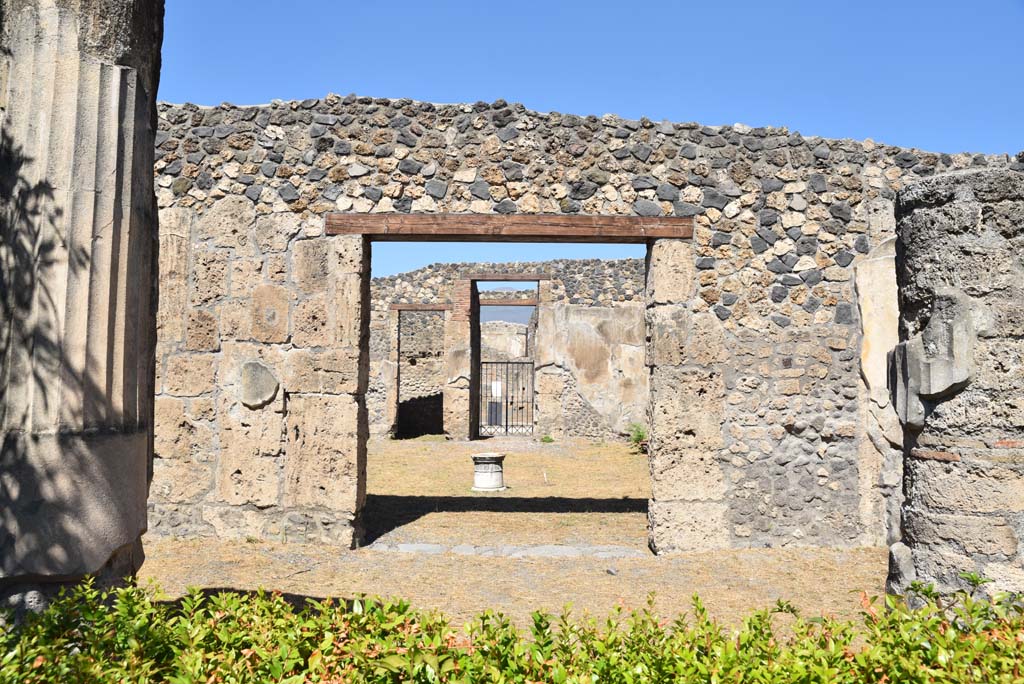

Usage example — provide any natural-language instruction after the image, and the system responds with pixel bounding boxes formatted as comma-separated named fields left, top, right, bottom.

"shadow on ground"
left=361, top=494, right=647, bottom=544
left=157, top=587, right=357, bottom=609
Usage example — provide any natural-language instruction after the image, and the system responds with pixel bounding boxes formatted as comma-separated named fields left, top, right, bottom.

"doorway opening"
left=394, top=308, right=445, bottom=438
left=362, top=235, right=658, bottom=554
left=477, top=280, right=539, bottom=437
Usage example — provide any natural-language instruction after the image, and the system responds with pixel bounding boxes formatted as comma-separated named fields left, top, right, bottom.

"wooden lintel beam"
left=468, top=273, right=548, bottom=282
left=325, top=213, right=692, bottom=242
left=478, top=297, right=539, bottom=307
left=388, top=303, right=452, bottom=311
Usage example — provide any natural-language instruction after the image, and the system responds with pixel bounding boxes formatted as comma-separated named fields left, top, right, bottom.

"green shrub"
left=627, top=423, right=647, bottom=450
left=540, top=434, right=554, bottom=443
left=2, top=579, right=1022, bottom=683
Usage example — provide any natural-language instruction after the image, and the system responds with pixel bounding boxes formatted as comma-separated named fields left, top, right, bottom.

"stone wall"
left=150, top=214, right=369, bottom=543
left=372, top=259, right=643, bottom=306
left=889, top=169, right=1024, bottom=595
left=481, top=321, right=529, bottom=361
left=151, top=92, right=1015, bottom=551
left=536, top=302, right=648, bottom=440
left=397, top=310, right=444, bottom=402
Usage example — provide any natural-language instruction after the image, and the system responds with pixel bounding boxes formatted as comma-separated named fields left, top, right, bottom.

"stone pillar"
left=645, top=239, right=729, bottom=553
left=533, top=279, right=563, bottom=438
left=0, top=0, right=164, bottom=600
left=853, top=238, right=904, bottom=547
left=282, top=234, right=370, bottom=546
left=443, top=279, right=475, bottom=440
left=889, top=169, right=1024, bottom=595
left=383, top=309, right=400, bottom=436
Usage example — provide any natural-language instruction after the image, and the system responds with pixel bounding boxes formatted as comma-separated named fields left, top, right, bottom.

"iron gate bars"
left=479, top=361, right=534, bottom=435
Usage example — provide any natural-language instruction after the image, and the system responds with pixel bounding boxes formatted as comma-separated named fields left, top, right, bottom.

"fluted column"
left=0, top=0, right=163, bottom=592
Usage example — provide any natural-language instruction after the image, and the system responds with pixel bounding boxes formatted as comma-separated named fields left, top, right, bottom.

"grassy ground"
left=140, top=436, right=888, bottom=627
left=362, top=435, right=649, bottom=548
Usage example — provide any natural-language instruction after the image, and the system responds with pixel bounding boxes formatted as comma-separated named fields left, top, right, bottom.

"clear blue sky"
left=160, top=0, right=1023, bottom=275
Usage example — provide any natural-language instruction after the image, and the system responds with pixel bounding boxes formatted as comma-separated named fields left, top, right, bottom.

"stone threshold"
left=364, top=542, right=650, bottom=559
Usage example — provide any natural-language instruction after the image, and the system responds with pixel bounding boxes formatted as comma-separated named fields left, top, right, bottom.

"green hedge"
left=2, top=578, right=1022, bottom=683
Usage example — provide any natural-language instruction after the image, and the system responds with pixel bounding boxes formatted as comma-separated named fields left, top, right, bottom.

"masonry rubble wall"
left=888, top=168, right=1024, bottom=595
left=0, top=0, right=163, bottom=607
left=396, top=310, right=445, bottom=402
left=480, top=321, right=529, bottom=361
left=150, top=92, right=1017, bottom=549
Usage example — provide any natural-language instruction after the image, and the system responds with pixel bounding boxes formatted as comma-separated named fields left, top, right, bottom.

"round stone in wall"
left=239, top=360, right=279, bottom=409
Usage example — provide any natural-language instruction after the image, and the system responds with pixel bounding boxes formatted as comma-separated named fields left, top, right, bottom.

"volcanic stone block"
left=292, top=294, right=330, bottom=348
left=230, top=258, right=264, bottom=296
left=283, top=348, right=362, bottom=395
left=215, top=444, right=280, bottom=508
left=648, top=366, right=725, bottom=452
left=909, top=458, right=1024, bottom=514
left=191, top=250, right=230, bottom=305
left=197, top=195, right=255, bottom=249
left=284, top=394, right=365, bottom=516
left=251, top=284, right=290, bottom=343
left=854, top=237, right=899, bottom=401
left=645, top=306, right=692, bottom=367
left=153, top=396, right=212, bottom=460
left=648, top=501, right=730, bottom=553
left=151, top=460, right=212, bottom=504
left=164, top=354, right=217, bottom=397
left=646, top=239, right=696, bottom=305
left=186, top=309, right=220, bottom=352
left=219, top=299, right=253, bottom=340
left=649, top=449, right=726, bottom=502
left=293, top=239, right=330, bottom=293
left=254, top=212, right=303, bottom=253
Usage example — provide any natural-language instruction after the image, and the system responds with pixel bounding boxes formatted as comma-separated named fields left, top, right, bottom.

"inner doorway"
left=476, top=280, right=539, bottom=437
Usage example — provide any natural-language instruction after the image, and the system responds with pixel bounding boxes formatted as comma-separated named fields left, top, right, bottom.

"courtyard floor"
left=140, top=436, right=888, bottom=627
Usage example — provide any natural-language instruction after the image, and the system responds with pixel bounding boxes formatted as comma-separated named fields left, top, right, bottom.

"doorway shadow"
left=361, top=494, right=648, bottom=544
left=394, top=393, right=444, bottom=438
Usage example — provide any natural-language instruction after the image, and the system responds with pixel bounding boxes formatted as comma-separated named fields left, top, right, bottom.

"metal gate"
left=479, top=361, right=534, bottom=435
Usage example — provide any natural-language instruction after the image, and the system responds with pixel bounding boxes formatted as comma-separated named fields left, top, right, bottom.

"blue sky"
left=160, top=0, right=1023, bottom=275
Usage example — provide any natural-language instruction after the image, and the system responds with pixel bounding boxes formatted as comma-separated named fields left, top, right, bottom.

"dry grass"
left=363, top=436, right=649, bottom=547
left=368, top=435, right=649, bottom=499
left=140, top=436, right=887, bottom=627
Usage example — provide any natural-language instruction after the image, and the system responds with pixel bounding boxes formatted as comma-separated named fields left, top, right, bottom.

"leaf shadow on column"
left=0, top=126, right=129, bottom=584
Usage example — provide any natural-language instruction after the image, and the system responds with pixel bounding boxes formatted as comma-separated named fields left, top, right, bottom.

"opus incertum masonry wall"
left=146, top=93, right=1023, bottom=566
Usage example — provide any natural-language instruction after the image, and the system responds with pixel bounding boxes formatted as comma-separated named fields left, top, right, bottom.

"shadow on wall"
left=395, top=393, right=444, bottom=439
left=362, top=494, right=647, bottom=544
